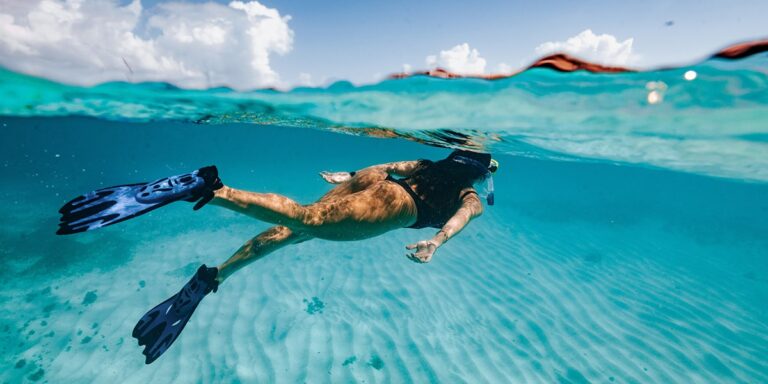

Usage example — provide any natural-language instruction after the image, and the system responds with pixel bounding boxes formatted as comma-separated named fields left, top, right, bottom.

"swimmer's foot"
left=132, top=264, right=219, bottom=364
left=185, top=166, right=224, bottom=210
left=57, top=165, right=223, bottom=234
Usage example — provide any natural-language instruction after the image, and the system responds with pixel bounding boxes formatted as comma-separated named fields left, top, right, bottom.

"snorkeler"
left=56, top=150, right=498, bottom=364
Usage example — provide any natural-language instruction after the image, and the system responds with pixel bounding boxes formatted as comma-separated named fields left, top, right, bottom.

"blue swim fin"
left=57, top=166, right=222, bottom=235
left=132, top=264, right=219, bottom=364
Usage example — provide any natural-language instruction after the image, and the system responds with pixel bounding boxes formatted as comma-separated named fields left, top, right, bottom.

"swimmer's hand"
left=406, top=240, right=439, bottom=263
left=320, top=171, right=353, bottom=184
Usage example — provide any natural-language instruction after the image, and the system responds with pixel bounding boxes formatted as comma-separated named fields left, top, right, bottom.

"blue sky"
left=1, top=0, right=766, bottom=88
left=260, top=0, right=767, bottom=83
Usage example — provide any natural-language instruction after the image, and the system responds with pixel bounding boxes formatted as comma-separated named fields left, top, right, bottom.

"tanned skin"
left=211, top=161, right=484, bottom=283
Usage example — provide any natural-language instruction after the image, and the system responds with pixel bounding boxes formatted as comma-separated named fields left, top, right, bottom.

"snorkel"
left=451, top=155, right=498, bottom=206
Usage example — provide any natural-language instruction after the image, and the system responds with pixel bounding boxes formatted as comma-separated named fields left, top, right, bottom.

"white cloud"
left=534, top=29, right=636, bottom=66
left=297, top=72, right=313, bottom=86
left=496, top=62, right=513, bottom=74
left=0, top=0, right=294, bottom=89
left=425, top=43, right=486, bottom=75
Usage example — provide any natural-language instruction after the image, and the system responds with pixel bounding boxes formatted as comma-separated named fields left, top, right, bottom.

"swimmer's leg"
left=211, top=187, right=309, bottom=227
left=216, top=226, right=311, bottom=283
left=132, top=226, right=305, bottom=363
left=211, top=183, right=413, bottom=240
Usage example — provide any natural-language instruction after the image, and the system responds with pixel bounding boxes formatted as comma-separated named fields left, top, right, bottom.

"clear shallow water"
left=0, top=59, right=767, bottom=383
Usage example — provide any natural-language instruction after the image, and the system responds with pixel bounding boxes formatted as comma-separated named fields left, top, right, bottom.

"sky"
left=0, top=0, right=766, bottom=89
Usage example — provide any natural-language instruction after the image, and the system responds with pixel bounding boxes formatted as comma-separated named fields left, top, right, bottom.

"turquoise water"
left=1, top=54, right=767, bottom=383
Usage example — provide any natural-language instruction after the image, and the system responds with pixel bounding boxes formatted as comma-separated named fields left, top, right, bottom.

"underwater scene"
left=1, top=49, right=767, bottom=383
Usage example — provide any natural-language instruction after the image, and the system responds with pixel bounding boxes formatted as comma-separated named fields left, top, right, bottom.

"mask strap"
left=452, top=156, right=488, bottom=174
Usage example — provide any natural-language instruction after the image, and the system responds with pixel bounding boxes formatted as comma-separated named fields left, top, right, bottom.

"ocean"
left=0, top=51, right=766, bottom=383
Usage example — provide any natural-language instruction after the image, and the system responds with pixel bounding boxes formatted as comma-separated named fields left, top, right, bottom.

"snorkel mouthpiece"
left=451, top=155, right=496, bottom=206
left=485, top=176, right=495, bottom=206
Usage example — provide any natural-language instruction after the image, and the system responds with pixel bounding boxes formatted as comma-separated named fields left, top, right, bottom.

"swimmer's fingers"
left=405, top=242, right=434, bottom=263
left=405, top=243, right=421, bottom=263
left=319, top=171, right=335, bottom=183
left=405, top=244, right=420, bottom=262
left=406, top=252, right=428, bottom=263
left=319, top=171, right=352, bottom=184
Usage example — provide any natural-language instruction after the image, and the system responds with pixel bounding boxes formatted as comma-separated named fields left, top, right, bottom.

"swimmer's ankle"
left=214, top=265, right=227, bottom=285
left=213, top=186, right=231, bottom=199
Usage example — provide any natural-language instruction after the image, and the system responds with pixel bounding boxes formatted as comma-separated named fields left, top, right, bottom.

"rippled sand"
left=1, top=120, right=766, bottom=383
left=2, top=179, right=766, bottom=383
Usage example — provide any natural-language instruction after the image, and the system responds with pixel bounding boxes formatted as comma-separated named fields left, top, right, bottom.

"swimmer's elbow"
left=458, top=203, right=482, bottom=221
left=472, top=204, right=484, bottom=219
left=460, top=192, right=483, bottom=219
left=466, top=198, right=483, bottom=219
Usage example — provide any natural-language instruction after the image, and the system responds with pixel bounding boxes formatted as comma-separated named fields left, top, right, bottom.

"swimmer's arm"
left=320, top=160, right=423, bottom=184
left=434, top=190, right=484, bottom=245
left=372, top=160, right=423, bottom=177
left=406, top=189, right=483, bottom=263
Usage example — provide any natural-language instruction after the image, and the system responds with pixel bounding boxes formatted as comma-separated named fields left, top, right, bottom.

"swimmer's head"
left=447, top=150, right=497, bottom=205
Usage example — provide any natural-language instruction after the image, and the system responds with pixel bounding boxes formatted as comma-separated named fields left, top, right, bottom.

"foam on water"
left=0, top=118, right=766, bottom=383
